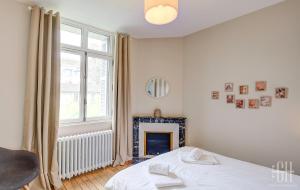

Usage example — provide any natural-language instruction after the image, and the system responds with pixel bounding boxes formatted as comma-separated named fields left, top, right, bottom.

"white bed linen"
left=105, top=147, right=300, bottom=190
left=147, top=172, right=184, bottom=188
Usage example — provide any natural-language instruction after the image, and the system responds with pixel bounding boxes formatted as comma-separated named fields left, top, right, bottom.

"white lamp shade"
left=145, top=0, right=178, bottom=25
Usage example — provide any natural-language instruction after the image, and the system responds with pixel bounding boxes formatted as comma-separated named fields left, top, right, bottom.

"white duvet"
left=105, top=147, right=300, bottom=190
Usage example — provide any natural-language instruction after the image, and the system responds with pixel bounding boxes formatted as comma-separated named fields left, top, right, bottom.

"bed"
left=105, top=147, right=300, bottom=190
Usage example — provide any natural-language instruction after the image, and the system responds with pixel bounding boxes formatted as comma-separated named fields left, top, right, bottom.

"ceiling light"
left=144, top=0, right=178, bottom=25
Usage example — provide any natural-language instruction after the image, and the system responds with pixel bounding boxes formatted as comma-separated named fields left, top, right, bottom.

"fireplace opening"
left=144, top=132, right=173, bottom=156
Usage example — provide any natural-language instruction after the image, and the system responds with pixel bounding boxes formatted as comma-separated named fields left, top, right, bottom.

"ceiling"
left=18, top=0, right=284, bottom=38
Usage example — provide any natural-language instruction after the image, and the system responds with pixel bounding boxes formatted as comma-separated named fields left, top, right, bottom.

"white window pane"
left=60, top=52, right=81, bottom=120
left=86, top=57, right=108, bottom=118
left=88, top=32, right=109, bottom=52
left=61, top=24, right=82, bottom=47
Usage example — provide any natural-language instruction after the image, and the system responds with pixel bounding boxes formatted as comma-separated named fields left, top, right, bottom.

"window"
left=60, top=19, right=114, bottom=124
left=61, top=24, right=82, bottom=47
left=88, top=31, right=109, bottom=52
left=60, top=51, right=82, bottom=120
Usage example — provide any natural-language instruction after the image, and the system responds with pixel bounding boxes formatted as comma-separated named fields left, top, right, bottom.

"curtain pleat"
left=23, top=6, right=62, bottom=190
left=113, top=34, right=132, bottom=166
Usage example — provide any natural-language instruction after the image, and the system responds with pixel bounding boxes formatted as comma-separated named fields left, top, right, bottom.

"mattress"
left=105, top=147, right=300, bottom=190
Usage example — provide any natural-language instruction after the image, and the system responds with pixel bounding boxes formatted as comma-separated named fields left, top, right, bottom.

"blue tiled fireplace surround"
left=133, top=116, right=186, bottom=163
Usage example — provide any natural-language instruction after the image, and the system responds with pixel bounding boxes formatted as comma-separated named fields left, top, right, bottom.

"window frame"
left=60, top=18, right=114, bottom=125
left=85, top=52, right=113, bottom=122
left=61, top=18, right=114, bottom=57
left=60, top=49, right=85, bottom=123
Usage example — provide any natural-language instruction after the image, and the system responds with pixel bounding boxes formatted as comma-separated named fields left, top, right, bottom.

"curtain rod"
left=28, top=6, right=58, bottom=16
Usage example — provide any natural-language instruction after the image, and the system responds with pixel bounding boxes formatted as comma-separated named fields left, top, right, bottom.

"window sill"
left=59, top=119, right=111, bottom=127
left=58, top=120, right=112, bottom=137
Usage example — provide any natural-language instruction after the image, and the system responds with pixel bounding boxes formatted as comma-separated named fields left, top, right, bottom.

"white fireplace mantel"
left=138, top=122, right=179, bottom=158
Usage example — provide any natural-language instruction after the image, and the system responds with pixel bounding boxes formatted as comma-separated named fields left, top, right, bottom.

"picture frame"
left=226, top=95, right=235, bottom=104
left=236, top=99, right=245, bottom=109
left=256, top=81, right=267, bottom=91
left=260, top=96, right=272, bottom=107
left=248, top=99, right=259, bottom=109
left=211, top=91, right=219, bottom=100
left=225, top=83, right=234, bottom=92
left=239, top=85, right=248, bottom=95
left=275, top=88, right=288, bottom=99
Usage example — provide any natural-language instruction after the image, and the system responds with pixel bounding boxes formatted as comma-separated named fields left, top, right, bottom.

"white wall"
left=183, top=0, right=300, bottom=174
left=128, top=38, right=184, bottom=157
left=130, top=38, right=184, bottom=117
left=0, top=0, right=30, bottom=149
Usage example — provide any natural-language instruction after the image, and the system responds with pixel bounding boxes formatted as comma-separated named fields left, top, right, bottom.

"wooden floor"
left=61, top=163, right=131, bottom=190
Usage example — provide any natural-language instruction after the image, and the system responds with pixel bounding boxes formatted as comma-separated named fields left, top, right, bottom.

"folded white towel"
left=148, top=163, right=169, bottom=176
left=149, top=172, right=184, bottom=188
left=188, top=148, right=203, bottom=160
left=180, top=150, right=219, bottom=165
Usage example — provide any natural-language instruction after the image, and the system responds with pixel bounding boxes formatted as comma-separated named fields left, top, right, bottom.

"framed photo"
left=226, top=95, right=235, bottom=104
left=275, top=88, right=288, bottom=99
left=236, top=99, right=245, bottom=109
left=225, top=83, right=234, bottom=92
left=256, top=81, right=267, bottom=91
left=248, top=99, right=259, bottom=109
left=260, top=96, right=272, bottom=107
left=239, top=85, right=248, bottom=95
left=211, top=91, right=219, bottom=100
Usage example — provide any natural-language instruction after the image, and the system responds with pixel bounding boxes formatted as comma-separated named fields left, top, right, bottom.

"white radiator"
left=57, top=130, right=113, bottom=179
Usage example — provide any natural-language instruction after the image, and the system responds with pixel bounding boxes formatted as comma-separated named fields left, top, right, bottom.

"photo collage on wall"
left=211, top=81, right=288, bottom=109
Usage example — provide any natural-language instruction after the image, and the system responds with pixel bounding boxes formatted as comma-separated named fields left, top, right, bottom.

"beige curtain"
left=23, top=6, right=62, bottom=190
left=113, top=34, right=132, bottom=166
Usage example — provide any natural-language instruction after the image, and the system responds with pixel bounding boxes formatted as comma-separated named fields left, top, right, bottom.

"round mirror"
left=146, top=78, right=170, bottom=98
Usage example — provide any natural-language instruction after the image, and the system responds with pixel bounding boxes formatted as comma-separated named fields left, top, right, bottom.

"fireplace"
left=144, top=132, right=173, bottom=156
left=132, top=116, right=186, bottom=163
